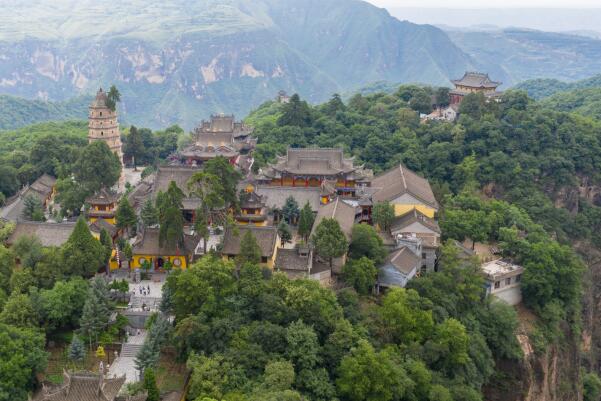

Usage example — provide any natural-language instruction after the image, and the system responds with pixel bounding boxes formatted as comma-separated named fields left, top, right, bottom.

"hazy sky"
left=366, top=0, right=601, bottom=7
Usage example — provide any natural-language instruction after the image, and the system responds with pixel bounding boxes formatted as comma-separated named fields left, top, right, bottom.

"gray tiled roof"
left=153, top=166, right=202, bottom=210
left=263, top=148, right=370, bottom=179
left=311, top=197, right=356, bottom=240
left=255, top=186, right=321, bottom=211
left=391, top=209, right=441, bottom=234
left=275, top=248, right=312, bottom=272
left=6, top=221, right=76, bottom=247
left=222, top=226, right=278, bottom=258
left=36, top=370, right=137, bottom=401
left=371, top=164, right=438, bottom=209
left=452, top=72, right=501, bottom=88
left=1, top=174, right=56, bottom=221
left=132, top=227, right=198, bottom=256
left=89, top=218, right=118, bottom=237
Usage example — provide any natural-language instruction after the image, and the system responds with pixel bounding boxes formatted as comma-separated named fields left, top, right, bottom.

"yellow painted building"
left=222, top=226, right=279, bottom=268
left=85, top=188, right=119, bottom=225
left=131, top=228, right=196, bottom=271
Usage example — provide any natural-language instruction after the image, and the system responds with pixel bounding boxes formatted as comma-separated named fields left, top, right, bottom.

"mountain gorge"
left=0, top=0, right=473, bottom=129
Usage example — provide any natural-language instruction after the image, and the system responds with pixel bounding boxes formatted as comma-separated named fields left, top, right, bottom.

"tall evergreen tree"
left=203, top=157, right=241, bottom=209
left=99, top=228, right=113, bottom=273
left=116, top=197, right=137, bottom=237
left=277, top=221, right=292, bottom=247
left=68, top=335, right=85, bottom=366
left=298, top=202, right=315, bottom=242
left=106, top=85, right=121, bottom=112
left=311, top=218, right=348, bottom=268
left=278, top=94, right=313, bottom=127
left=125, top=125, right=145, bottom=171
left=282, top=196, right=300, bottom=225
left=141, top=198, right=159, bottom=227
left=372, top=202, right=395, bottom=233
left=143, top=368, right=160, bottom=401
left=22, top=195, right=45, bottom=221
left=237, top=230, right=262, bottom=266
left=61, top=216, right=105, bottom=277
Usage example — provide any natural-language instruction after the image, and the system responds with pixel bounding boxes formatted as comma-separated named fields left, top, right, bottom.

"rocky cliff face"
left=0, top=0, right=474, bottom=129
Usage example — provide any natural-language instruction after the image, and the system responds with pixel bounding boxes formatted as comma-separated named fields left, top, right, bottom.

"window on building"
left=505, top=278, right=511, bottom=286
left=101, top=131, right=104, bottom=136
left=494, top=281, right=500, bottom=289
left=139, top=257, right=146, bottom=265
left=261, top=257, right=268, bottom=263
left=516, top=274, right=522, bottom=282
left=100, top=112, right=103, bottom=116
left=422, top=252, right=427, bottom=260
left=173, top=258, right=182, bottom=267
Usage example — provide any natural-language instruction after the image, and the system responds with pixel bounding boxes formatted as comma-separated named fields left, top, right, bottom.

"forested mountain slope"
left=515, top=74, right=601, bottom=99
left=0, top=0, right=473, bottom=130
left=246, top=88, right=601, bottom=399
left=0, top=95, right=90, bottom=130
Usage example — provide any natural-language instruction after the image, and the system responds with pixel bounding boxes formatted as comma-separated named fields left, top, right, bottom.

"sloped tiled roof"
left=275, top=248, right=312, bottom=272
left=36, top=370, right=137, bottom=401
left=371, top=164, right=438, bottom=209
left=0, top=174, right=56, bottom=221
left=391, top=209, right=440, bottom=234
left=6, top=221, right=76, bottom=247
left=89, top=218, right=118, bottom=237
left=383, top=246, right=420, bottom=275
left=90, top=88, right=110, bottom=108
left=255, top=186, right=322, bottom=211
left=86, top=188, right=119, bottom=205
left=311, top=197, right=356, bottom=240
left=452, top=72, right=501, bottom=88
left=222, top=226, right=278, bottom=258
left=132, top=227, right=198, bottom=256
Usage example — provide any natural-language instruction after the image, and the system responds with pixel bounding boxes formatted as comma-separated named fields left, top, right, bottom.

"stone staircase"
left=120, top=343, right=144, bottom=358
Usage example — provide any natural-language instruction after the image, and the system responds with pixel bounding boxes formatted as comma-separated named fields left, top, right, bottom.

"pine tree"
left=116, top=197, right=137, bottom=237
left=298, top=202, right=315, bottom=242
left=135, top=337, right=160, bottom=377
left=277, top=221, right=292, bottom=247
left=141, top=198, right=159, bottom=227
left=282, top=196, right=299, bottom=225
left=311, top=218, right=348, bottom=268
left=22, top=194, right=45, bottom=221
left=125, top=125, right=145, bottom=171
left=68, top=335, right=85, bottom=366
left=99, top=228, right=113, bottom=272
left=237, top=230, right=262, bottom=266
left=143, top=368, right=160, bottom=401
left=62, top=216, right=105, bottom=277
left=79, top=277, right=111, bottom=347
left=277, top=94, right=313, bottom=127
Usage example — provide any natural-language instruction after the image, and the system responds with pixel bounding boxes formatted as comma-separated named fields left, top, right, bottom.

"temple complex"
left=449, top=72, right=502, bottom=105
left=255, top=148, right=372, bottom=197
left=88, top=88, right=125, bottom=189
left=85, top=188, right=119, bottom=225
left=176, top=114, right=256, bottom=169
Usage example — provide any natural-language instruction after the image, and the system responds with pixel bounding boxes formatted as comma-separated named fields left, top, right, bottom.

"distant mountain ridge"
left=0, top=95, right=91, bottom=131
left=514, top=74, right=601, bottom=99
left=0, top=0, right=474, bottom=130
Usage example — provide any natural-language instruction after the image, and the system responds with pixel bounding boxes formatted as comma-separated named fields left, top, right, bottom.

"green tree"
left=277, top=221, right=292, bottom=247
left=158, top=181, right=185, bottom=249
left=0, top=323, right=48, bottom=401
left=39, top=278, right=89, bottom=334
left=141, top=198, right=159, bottom=227
left=73, top=141, right=121, bottom=195
left=68, top=335, right=85, bottom=366
left=79, top=277, right=111, bottom=347
left=282, top=196, right=300, bottom=225
left=188, top=171, right=225, bottom=253
left=0, top=293, right=37, bottom=327
left=237, top=230, right=262, bottom=267
left=187, top=353, right=233, bottom=401
left=286, top=320, right=321, bottom=370
left=336, top=340, right=410, bottom=401
left=297, top=202, right=315, bottom=242
left=341, top=257, right=377, bottom=295
left=435, top=87, right=451, bottom=107
left=61, top=216, right=105, bottom=277
left=380, top=288, right=434, bottom=344
left=584, top=372, right=601, bottom=401
left=278, top=94, right=313, bottom=127
left=55, top=177, right=88, bottom=217
left=372, top=202, right=395, bottom=233
left=203, top=157, right=242, bottom=209
left=143, top=367, right=160, bottom=401
left=426, top=318, right=470, bottom=375
left=0, top=246, right=14, bottom=294
left=116, top=197, right=137, bottom=237
left=311, top=218, right=348, bottom=268
left=12, top=235, right=43, bottom=270
left=125, top=125, right=145, bottom=171
left=99, top=228, right=113, bottom=272
left=106, top=85, right=121, bottom=112
left=22, top=194, right=45, bottom=221
left=348, top=224, right=386, bottom=265
left=0, top=165, right=19, bottom=197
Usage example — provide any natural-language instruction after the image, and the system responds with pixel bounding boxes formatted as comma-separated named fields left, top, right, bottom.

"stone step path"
left=120, top=343, right=144, bottom=358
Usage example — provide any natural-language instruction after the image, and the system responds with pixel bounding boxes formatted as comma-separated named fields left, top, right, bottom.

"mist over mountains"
left=2, top=0, right=601, bottom=129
